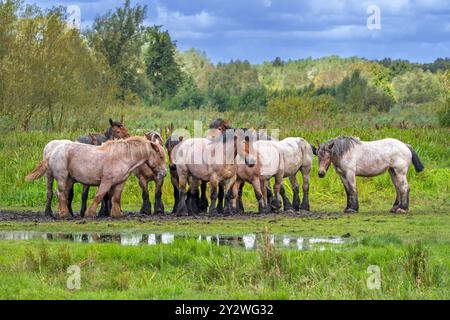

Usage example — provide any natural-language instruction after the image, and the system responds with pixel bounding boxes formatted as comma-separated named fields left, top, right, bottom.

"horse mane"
left=209, top=118, right=232, bottom=130
left=324, top=136, right=361, bottom=158
left=104, top=127, right=113, bottom=139
left=99, top=136, right=152, bottom=160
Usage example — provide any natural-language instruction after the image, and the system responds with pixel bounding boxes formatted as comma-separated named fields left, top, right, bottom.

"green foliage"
left=87, top=0, right=149, bottom=99
left=144, top=26, right=186, bottom=99
left=392, top=69, right=444, bottom=104
left=208, top=60, right=260, bottom=96
left=238, top=86, right=268, bottom=111
left=162, top=87, right=206, bottom=109
left=335, top=70, right=394, bottom=112
left=0, top=1, right=117, bottom=131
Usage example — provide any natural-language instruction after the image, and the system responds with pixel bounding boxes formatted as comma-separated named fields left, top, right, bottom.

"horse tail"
left=310, top=143, right=317, bottom=156
left=407, top=145, right=424, bottom=173
left=25, top=158, right=48, bottom=181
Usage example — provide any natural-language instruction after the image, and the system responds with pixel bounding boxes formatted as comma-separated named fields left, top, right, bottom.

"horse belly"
left=355, top=159, right=389, bottom=177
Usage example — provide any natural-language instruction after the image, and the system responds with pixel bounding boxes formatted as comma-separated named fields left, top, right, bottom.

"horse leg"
left=154, top=177, right=165, bottom=215
left=80, top=185, right=90, bottom=217
left=208, top=176, right=219, bottom=216
left=86, top=182, right=111, bottom=218
left=187, top=179, right=200, bottom=216
left=271, top=174, right=283, bottom=213
left=236, top=182, right=245, bottom=214
left=251, top=177, right=266, bottom=214
left=395, top=168, right=410, bottom=213
left=299, top=165, right=311, bottom=211
left=98, top=188, right=111, bottom=217
left=110, top=183, right=125, bottom=218
left=266, top=183, right=273, bottom=205
left=260, top=178, right=269, bottom=211
left=288, top=175, right=300, bottom=211
left=217, top=184, right=224, bottom=214
left=341, top=173, right=358, bottom=213
left=280, top=184, right=294, bottom=212
left=388, top=168, right=401, bottom=213
left=56, top=177, right=71, bottom=219
left=67, top=185, right=74, bottom=217
left=45, top=171, right=54, bottom=217
left=171, top=173, right=179, bottom=214
left=138, top=174, right=151, bottom=215
left=223, top=177, right=237, bottom=216
left=199, top=181, right=209, bottom=212
left=176, top=175, right=188, bottom=217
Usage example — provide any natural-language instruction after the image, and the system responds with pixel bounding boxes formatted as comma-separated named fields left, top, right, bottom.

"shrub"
left=392, top=69, right=443, bottom=104
left=238, top=86, right=268, bottom=111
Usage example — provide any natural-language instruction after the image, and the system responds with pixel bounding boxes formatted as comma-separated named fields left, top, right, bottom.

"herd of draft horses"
left=26, top=117, right=425, bottom=219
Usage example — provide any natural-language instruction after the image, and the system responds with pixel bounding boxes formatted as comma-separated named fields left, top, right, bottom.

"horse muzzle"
left=169, top=164, right=177, bottom=171
left=318, top=171, right=326, bottom=178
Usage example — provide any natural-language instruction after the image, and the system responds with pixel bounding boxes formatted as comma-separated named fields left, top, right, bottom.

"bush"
left=209, top=89, right=233, bottom=112
left=162, top=87, right=206, bottom=109
left=335, top=70, right=394, bottom=112
left=392, top=69, right=443, bottom=104
left=438, top=101, right=450, bottom=127
left=238, top=86, right=268, bottom=111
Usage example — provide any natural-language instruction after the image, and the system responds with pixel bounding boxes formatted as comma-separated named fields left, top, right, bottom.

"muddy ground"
left=0, top=210, right=341, bottom=223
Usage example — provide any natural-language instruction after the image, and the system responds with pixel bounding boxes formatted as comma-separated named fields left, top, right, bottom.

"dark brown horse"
left=134, top=131, right=166, bottom=215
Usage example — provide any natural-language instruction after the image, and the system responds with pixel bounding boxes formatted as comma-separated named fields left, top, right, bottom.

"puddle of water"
left=0, top=231, right=352, bottom=251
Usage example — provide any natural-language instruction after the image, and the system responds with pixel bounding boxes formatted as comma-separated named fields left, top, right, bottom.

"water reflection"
left=0, top=231, right=351, bottom=251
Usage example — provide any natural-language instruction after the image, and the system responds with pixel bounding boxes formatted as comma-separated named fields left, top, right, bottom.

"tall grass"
left=0, top=238, right=448, bottom=299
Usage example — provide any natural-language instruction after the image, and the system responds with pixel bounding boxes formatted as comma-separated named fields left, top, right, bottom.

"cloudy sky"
left=26, top=0, right=450, bottom=63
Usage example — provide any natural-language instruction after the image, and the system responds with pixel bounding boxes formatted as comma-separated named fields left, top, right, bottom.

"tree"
left=207, top=60, right=260, bottom=96
left=392, top=69, right=443, bottom=104
left=144, top=26, right=185, bottom=99
left=87, top=0, right=149, bottom=99
left=0, top=1, right=116, bottom=131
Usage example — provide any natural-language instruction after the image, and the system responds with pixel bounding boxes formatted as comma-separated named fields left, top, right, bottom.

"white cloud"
left=155, top=5, right=217, bottom=30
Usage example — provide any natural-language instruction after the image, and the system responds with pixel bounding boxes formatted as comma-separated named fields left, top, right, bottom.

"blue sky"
left=26, top=0, right=450, bottom=63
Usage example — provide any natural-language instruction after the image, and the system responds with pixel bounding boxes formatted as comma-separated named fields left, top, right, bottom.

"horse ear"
left=223, top=119, right=231, bottom=127
left=150, top=141, right=160, bottom=153
left=144, top=132, right=151, bottom=140
left=178, top=136, right=183, bottom=142
left=89, top=133, right=97, bottom=144
left=120, top=115, right=124, bottom=124
left=109, top=118, right=113, bottom=126
left=327, top=142, right=334, bottom=151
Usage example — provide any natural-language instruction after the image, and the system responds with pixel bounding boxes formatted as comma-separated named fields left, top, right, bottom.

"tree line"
left=0, top=0, right=448, bottom=131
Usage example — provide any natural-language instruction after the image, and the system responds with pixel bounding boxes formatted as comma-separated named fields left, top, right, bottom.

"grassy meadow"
left=0, top=106, right=448, bottom=213
left=0, top=106, right=449, bottom=300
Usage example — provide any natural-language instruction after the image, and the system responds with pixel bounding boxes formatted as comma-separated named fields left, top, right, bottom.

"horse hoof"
left=176, top=211, right=188, bottom=217
left=283, top=205, right=294, bottom=212
left=395, top=208, right=407, bottom=214
left=58, top=212, right=71, bottom=219
left=299, top=205, right=310, bottom=212
left=344, top=208, right=357, bottom=214
left=111, top=212, right=124, bottom=218
left=139, top=209, right=151, bottom=215
left=390, top=207, right=398, bottom=213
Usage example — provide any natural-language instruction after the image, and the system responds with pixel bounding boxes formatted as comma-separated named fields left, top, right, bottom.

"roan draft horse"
left=26, top=136, right=166, bottom=218
left=71, top=117, right=129, bottom=217
left=316, top=136, right=424, bottom=213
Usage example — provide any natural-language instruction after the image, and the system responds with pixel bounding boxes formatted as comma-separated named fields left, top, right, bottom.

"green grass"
left=0, top=235, right=448, bottom=299
left=0, top=106, right=449, bottom=299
